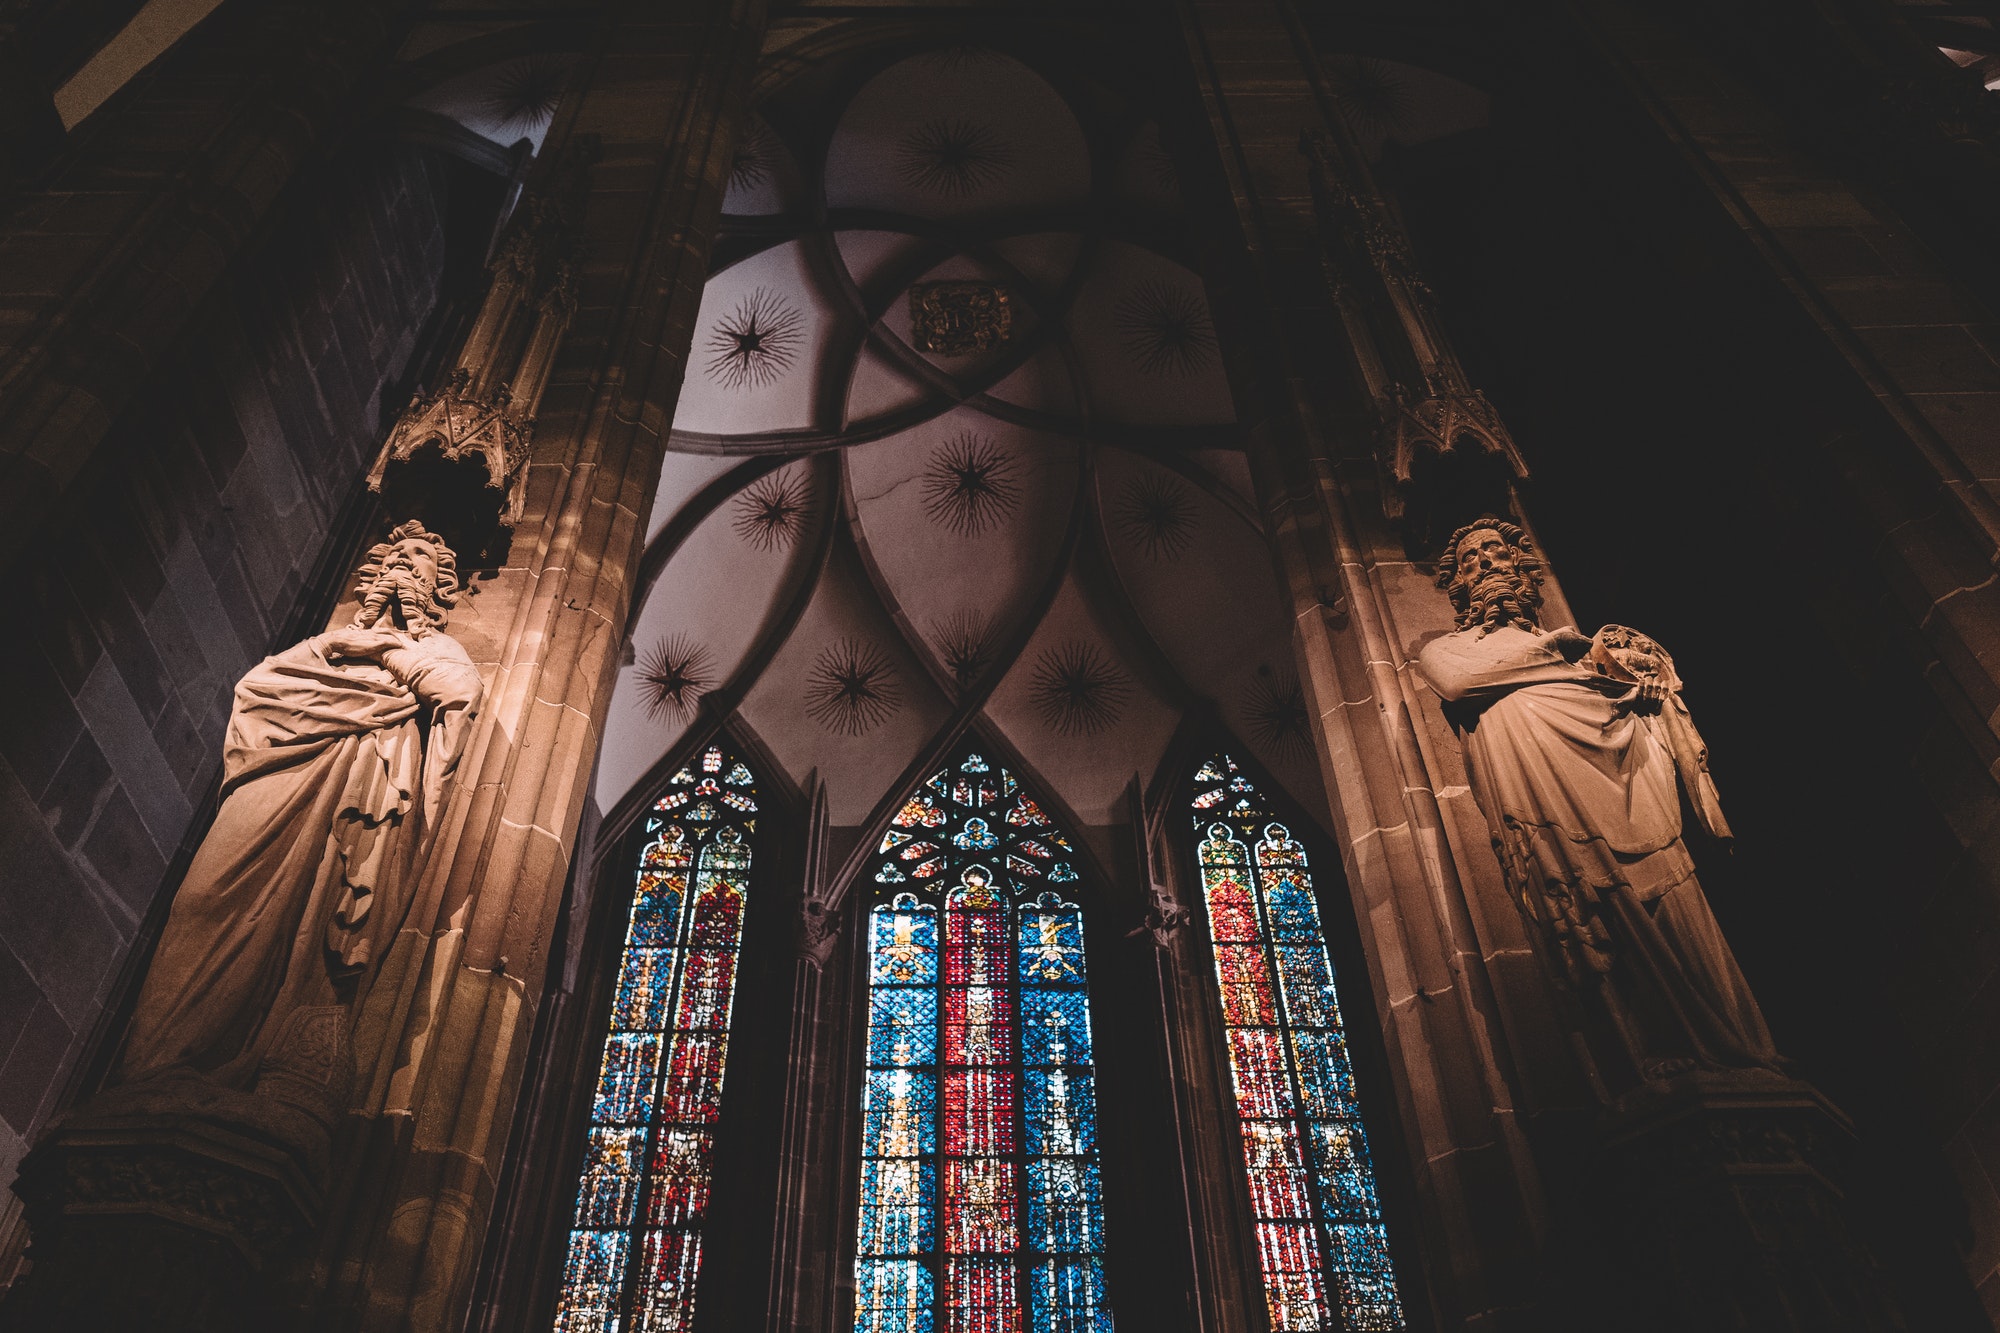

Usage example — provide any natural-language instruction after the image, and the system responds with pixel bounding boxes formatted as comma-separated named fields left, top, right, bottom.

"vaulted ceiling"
left=600, top=41, right=1320, bottom=841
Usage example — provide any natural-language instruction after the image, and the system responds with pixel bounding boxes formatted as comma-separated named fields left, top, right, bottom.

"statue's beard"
left=1460, top=568, right=1541, bottom=632
left=356, top=569, right=439, bottom=633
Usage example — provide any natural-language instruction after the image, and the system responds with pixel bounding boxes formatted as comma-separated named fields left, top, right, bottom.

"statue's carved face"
left=384, top=537, right=439, bottom=594
left=1447, top=525, right=1542, bottom=631
left=353, top=527, right=456, bottom=634
left=1454, top=528, right=1513, bottom=586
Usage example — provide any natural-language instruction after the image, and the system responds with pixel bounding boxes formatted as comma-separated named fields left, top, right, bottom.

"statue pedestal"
left=2, top=1078, right=325, bottom=1332
left=1597, top=1071, right=1907, bottom=1333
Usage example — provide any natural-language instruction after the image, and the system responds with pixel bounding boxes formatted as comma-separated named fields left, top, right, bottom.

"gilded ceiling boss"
left=1415, top=518, right=1779, bottom=1085
left=114, top=522, right=483, bottom=1116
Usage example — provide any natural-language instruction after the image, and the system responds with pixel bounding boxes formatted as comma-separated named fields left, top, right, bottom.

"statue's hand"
left=322, top=627, right=404, bottom=660
left=1613, top=678, right=1669, bottom=716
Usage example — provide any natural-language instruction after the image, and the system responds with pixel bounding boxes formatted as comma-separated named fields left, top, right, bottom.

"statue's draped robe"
left=118, top=632, right=481, bottom=1090
left=1416, top=623, right=1777, bottom=1071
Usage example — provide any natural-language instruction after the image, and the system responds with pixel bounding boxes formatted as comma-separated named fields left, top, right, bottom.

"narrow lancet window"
left=1190, top=754, right=1405, bottom=1331
left=856, top=750, right=1112, bottom=1333
left=556, top=744, right=759, bottom=1333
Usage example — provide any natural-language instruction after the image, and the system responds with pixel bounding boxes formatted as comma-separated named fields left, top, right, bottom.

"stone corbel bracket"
left=366, top=368, right=534, bottom=528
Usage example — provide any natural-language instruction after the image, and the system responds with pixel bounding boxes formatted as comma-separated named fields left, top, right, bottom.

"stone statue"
left=1414, top=518, right=1778, bottom=1086
left=113, top=521, right=484, bottom=1124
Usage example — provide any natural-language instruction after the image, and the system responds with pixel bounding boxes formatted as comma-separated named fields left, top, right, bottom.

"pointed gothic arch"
left=850, top=744, right=1118, bottom=1333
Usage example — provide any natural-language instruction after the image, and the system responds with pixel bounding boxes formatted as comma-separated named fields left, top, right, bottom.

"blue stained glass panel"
left=862, top=1069, right=938, bottom=1156
left=555, top=1229, right=630, bottom=1333
left=1023, top=1069, right=1096, bottom=1157
left=613, top=948, right=675, bottom=1029
left=858, top=1158, right=935, bottom=1253
left=1017, top=907, right=1085, bottom=986
left=1019, top=991, right=1092, bottom=1066
left=1288, top=1030, right=1356, bottom=1114
left=856, top=752, right=1113, bottom=1333
left=1025, top=1159, right=1103, bottom=1251
left=576, top=1126, right=647, bottom=1226
left=871, top=902, right=939, bottom=985
left=1271, top=944, right=1339, bottom=1026
left=556, top=750, right=758, bottom=1333
left=594, top=1032, right=662, bottom=1122
left=1027, top=1259, right=1110, bottom=1333
left=857, top=1259, right=936, bottom=1333
left=869, top=988, right=939, bottom=1065
left=1191, top=760, right=1406, bottom=1332
left=628, top=873, right=688, bottom=946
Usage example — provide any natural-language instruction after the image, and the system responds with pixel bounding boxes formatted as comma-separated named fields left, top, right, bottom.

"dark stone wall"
left=0, top=138, right=460, bottom=1228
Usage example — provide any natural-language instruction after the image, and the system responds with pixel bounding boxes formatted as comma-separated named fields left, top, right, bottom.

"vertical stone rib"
left=322, top=4, right=769, bottom=1328
left=1174, top=0, right=1554, bottom=1323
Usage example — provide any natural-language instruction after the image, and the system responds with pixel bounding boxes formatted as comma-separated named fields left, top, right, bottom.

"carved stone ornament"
left=1384, top=378, right=1529, bottom=491
left=910, top=280, right=1012, bottom=354
left=1415, top=518, right=1778, bottom=1093
left=365, top=367, right=532, bottom=528
left=797, top=895, right=838, bottom=968
left=1123, top=881, right=1191, bottom=949
left=1301, top=129, right=1433, bottom=304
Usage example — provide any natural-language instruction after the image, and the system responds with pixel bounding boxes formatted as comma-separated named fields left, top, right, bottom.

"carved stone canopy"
left=1381, top=384, right=1530, bottom=549
left=1385, top=379, right=1526, bottom=492
left=365, top=368, right=532, bottom=562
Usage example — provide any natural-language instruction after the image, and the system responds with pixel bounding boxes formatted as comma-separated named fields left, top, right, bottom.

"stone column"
left=2, top=2, right=764, bottom=1328
left=1170, top=5, right=1559, bottom=1327
left=312, top=4, right=767, bottom=1329
left=1173, top=2, right=1908, bottom=1328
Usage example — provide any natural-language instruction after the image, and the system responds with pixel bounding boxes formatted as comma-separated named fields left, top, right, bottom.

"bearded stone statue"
left=1414, top=519, right=1778, bottom=1086
left=112, top=521, right=483, bottom=1126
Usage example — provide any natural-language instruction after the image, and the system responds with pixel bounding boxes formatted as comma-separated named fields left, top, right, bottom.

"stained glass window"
left=1190, top=755, right=1405, bottom=1332
left=555, top=745, right=759, bottom=1333
left=857, top=751, right=1112, bottom=1333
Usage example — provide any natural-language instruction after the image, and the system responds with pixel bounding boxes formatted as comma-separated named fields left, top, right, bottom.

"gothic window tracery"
left=1189, top=754, right=1405, bottom=1331
left=555, top=744, right=759, bottom=1333
left=856, top=750, right=1111, bottom=1333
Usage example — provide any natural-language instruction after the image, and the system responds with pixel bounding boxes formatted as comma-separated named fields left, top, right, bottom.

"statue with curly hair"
left=114, top=521, right=484, bottom=1122
left=1415, top=518, right=1778, bottom=1087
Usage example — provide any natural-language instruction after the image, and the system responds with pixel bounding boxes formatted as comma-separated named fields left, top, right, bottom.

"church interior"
left=5, top=1, right=2000, bottom=1330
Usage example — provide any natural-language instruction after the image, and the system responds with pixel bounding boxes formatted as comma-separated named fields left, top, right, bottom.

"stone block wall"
left=0, top=139, right=455, bottom=1246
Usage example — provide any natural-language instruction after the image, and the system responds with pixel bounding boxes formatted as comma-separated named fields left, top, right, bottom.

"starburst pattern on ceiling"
left=806, top=639, right=902, bottom=736
left=921, top=433, right=1020, bottom=536
left=483, top=54, right=568, bottom=136
left=634, top=633, right=714, bottom=722
left=1328, top=55, right=1415, bottom=139
left=729, top=121, right=777, bottom=193
left=732, top=471, right=811, bottom=551
left=932, top=609, right=996, bottom=687
left=1135, top=127, right=1180, bottom=192
left=1114, top=281, right=1218, bottom=378
left=896, top=118, right=1013, bottom=198
left=1244, top=666, right=1311, bottom=755
left=1029, top=641, right=1131, bottom=737
left=1113, top=473, right=1197, bottom=560
left=705, top=287, right=805, bottom=391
